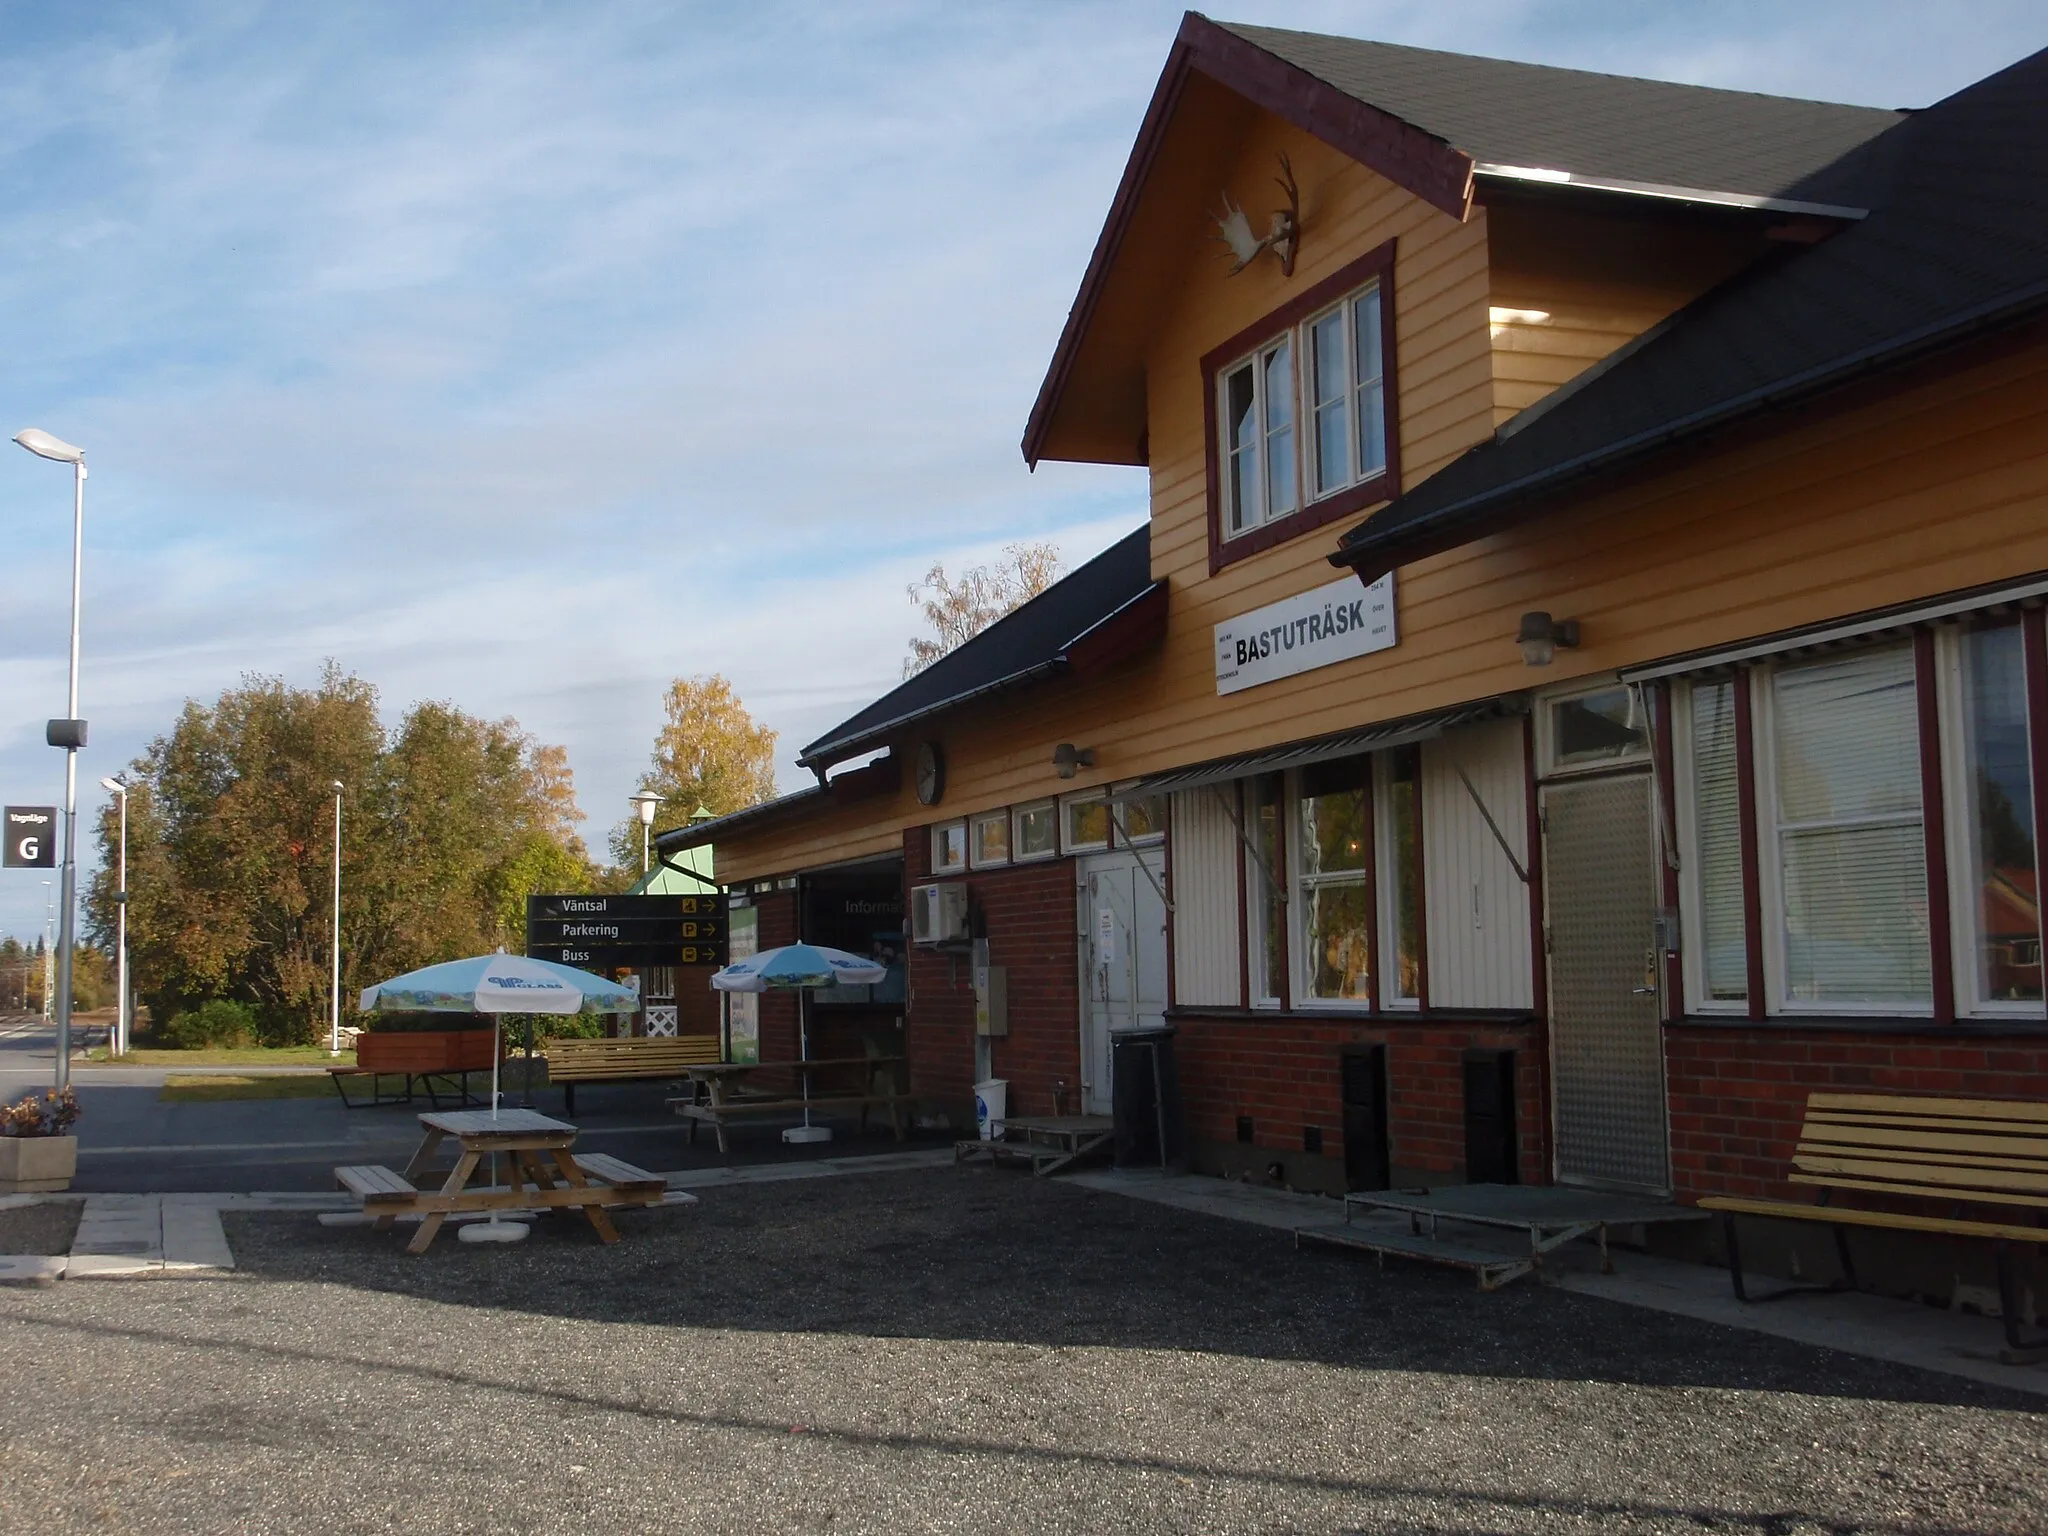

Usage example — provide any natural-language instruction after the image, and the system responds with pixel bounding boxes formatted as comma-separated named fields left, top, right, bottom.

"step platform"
left=955, top=1114, right=1114, bottom=1178
left=1297, top=1183, right=1710, bottom=1290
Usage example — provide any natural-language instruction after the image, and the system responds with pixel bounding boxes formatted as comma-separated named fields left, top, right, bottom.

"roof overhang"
left=1329, top=279, right=2048, bottom=586
left=1473, top=162, right=1868, bottom=221
left=1021, top=12, right=1475, bottom=469
left=654, top=752, right=903, bottom=855
left=796, top=578, right=1169, bottom=771
left=1106, top=697, right=1525, bottom=801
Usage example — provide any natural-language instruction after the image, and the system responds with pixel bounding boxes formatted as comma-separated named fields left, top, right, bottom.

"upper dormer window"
left=1205, top=242, right=1398, bottom=573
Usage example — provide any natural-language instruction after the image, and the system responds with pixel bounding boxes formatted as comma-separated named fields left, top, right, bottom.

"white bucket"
left=974, top=1078, right=1007, bottom=1140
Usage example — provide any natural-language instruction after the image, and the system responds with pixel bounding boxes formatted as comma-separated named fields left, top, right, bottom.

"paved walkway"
left=1069, top=1168, right=2048, bottom=1400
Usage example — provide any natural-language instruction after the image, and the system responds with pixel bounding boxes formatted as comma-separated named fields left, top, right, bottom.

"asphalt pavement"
left=0, top=1014, right=940, bottom=1190
left=3, top=1166, right=2044, bottom=1534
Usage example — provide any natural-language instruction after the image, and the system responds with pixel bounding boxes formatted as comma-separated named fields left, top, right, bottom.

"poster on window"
left=1214, top=572, right=1395, bottom=695
left=726, top=905, right=760, bottom=1064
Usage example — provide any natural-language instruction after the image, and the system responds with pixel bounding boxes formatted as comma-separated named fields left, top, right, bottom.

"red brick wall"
left=1174, top=1016, right=1547, bottom=1184
left=1665, top=1024, right=2048, bottom=1200
left=904, top=828, right=1082, bottom=1119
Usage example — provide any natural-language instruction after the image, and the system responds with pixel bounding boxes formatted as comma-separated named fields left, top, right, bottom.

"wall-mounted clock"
left=915, top=740, right=946, bottom=806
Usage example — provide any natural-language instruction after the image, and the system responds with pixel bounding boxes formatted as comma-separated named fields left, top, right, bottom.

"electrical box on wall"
left=975, top=964, right=1008, bottom=1037
left=910, top=881, right=969, bottom=945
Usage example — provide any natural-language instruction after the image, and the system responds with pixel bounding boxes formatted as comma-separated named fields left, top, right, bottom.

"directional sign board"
left=3, top=807, right=56, bottom=869
left=524, top=892, right=727, bottom=969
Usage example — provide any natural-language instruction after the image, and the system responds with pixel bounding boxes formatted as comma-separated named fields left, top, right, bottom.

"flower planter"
left=0, top=1134, right=77, bottom=1193
left=355, top=1029, right=497, bottom=1075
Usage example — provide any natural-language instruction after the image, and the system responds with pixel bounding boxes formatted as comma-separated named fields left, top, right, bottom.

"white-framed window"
left=1540, top=683, right=1650, bottom=776
left=970, top=811, right=1009, bottom=869
left=1674, top=677, right=1749, bottom=1013
left=1943, top=622, right=2042, bottom=1014
left=1219, top=278, right=1388, bottom=541
left=1376, top=748, right=1423, bottom=1006
left=1293, top=759, right=1372, bottom=1003
left=1061, top=791, right=1110, bottom=854
left=1114, top=793, right=1166, bottom=844
left=1758, top=646, right=1931, bottom=1012
left=1012, top=800, right=1057, bottom=861
left=930, top=820, right=967, bottom=875
left=1246, top=775, right=1285, bottom=1006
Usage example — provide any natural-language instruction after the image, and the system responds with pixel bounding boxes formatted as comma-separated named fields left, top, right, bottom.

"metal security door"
left=1542, top=773, right=1669, bottom=1192
left=1078, top=850, right=1167, bottom=1116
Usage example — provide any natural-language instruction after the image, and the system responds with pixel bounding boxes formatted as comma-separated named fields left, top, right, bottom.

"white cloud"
left=0, top=0, right=2042, bottom=936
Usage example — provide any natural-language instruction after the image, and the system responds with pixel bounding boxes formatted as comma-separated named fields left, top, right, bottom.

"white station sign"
left=1214, top=573, right=1396, bottom=696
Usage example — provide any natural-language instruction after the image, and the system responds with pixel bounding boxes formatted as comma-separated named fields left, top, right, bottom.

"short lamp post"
left=15, top=427, right=88, bottom=1091
left=630, top=791, right=663, bottom=875
left=99, top=776, right=129, bottom=1056
left=329, top=781, right=345, bottom=1056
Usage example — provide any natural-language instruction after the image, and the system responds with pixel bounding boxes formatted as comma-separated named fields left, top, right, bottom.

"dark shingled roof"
left=1219, top=22, right=1906, bottom=211
left=798, top=526, right=1158, bottom=770
left=1334, top=45, right=2048, bottom=580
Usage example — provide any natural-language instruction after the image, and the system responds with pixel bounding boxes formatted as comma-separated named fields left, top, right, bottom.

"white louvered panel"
left=1169, top=787, right=1243, bottom=1006
left=1419, top=719, right=1534, bottom=1009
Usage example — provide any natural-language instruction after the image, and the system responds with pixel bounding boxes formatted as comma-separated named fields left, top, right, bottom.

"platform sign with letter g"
left=3, top=807, right=57, bottom=869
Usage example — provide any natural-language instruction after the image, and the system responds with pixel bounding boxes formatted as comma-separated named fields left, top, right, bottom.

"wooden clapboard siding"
left=1482, top=200, right=1771, bottom=428
left=1420, top=719, right=1533, bottom=1009
left=716, top=328, right=2048, bottom=885
left=1170, top=788, right=1243, bottom=1005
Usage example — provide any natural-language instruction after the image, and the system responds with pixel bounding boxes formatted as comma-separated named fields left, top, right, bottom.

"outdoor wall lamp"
left=1516, top=611, right=1581, bottom=667
left=1052, top=743, right=1095, bottom=780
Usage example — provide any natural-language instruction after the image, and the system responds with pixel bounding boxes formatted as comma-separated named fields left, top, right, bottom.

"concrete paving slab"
left=0, top=1254, right=63, bottom=1286
left=161, top=1202, right=234, bottom=1270
left=659, top=1147, right=953, bottom=1189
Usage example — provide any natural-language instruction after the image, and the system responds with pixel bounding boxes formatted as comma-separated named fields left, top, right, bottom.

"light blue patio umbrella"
left=359, top=950, right=642, bottom=1245
left=711, top=944, right=887, bottom=1143
left=360, top=950, right=641, bottom=1120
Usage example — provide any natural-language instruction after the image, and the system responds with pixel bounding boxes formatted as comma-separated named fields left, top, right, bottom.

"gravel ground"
left=2, top=1167, right=2043, bottom=1534
left=0, top=1197, right=81, bottom=1255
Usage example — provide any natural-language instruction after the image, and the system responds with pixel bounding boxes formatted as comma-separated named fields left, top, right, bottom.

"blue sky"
left=1, top=1, right=2042, bottom=942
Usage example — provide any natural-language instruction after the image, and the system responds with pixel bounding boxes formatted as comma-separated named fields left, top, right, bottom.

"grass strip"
left=159, top=1074, right=339, bottom=1103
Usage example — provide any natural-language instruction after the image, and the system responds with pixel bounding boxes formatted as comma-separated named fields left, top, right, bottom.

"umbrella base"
left=781, top=1124, right=833, bottom=1145
left=457, top=1218, right=530, bottom=1244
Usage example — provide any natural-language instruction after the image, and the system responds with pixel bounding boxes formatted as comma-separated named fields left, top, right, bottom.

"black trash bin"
left=1110, top=1026, right=1185, bottom=1171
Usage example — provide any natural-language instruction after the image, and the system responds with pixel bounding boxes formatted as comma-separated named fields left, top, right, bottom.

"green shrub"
left=359, top=1009, right=487, bottom=1034
left=164, top=998, right=259, bottom=1050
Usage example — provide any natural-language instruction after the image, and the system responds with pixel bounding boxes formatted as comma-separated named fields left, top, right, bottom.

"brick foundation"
left=1665, top=1022, right=2048, bottom=1201
left=904, top=828, right=1081, bottom=1124
left=1172, top=1014, right=1546, bottom=1192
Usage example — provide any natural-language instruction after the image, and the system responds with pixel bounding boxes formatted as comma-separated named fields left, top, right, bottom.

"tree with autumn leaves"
left=84, top=665, right=604, bottom=1045
left=612, top=674, right=779, bottom=866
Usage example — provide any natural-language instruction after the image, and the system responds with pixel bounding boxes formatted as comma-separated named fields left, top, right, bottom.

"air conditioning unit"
left=910, top=881, right=969, bottom=945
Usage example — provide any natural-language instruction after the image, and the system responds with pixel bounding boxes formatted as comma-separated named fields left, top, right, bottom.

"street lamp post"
left=16, top=429, right=88, bottom=1089
left=630, top=791, right=663, bottom=875
left=99, top=776, right=129, bottom=1056
left=329, top=781, right=344, bottom=1056
left=40, top=881, right=53, bottom=1025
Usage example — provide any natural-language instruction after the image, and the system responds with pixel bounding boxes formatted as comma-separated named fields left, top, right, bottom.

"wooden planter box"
left=0, top=1134, right=77, bottom=1193
left=355, top=1029, right=497, bottom=1075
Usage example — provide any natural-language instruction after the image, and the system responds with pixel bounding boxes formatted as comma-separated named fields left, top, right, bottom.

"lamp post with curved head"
left=329, top=781, right=345, bottom=1055
left=16, top=428, right=87, bottom=1089
left=99, top=776, right=129, bottom=1056
left=630, top=791, right=663, bottom=875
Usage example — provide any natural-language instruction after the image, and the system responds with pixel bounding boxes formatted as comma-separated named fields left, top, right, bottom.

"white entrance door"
left=1541, top=771, right=1670, bottom=1192
left=1078, top=848, right=1168, bottom=1116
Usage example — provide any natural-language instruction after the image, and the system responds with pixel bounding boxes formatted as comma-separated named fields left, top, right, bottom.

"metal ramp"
left=955, top=1115, right=1114, bottom=1178
left=1297, top=1183, right=1710, bottom=1290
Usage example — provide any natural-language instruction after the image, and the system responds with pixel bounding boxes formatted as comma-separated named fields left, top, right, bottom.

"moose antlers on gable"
left=1213, top=153, right=1300, bottom=277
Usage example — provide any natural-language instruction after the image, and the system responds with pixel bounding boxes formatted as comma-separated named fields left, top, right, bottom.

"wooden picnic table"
left=334, top=1107, right=682, bottom=1255
left=669, top=1056, right=909, bottom=1153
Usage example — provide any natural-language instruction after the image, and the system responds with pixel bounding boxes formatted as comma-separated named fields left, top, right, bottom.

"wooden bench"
left=541, top=1034, right=723, bottom=1115
left=670, top=1092, right=909, bottom=1154
left=1699, top=1092, right=2048, bottom=1359
left=570, top=1151, right=666, bottom=1193
left=326, top=1064, right=487, bottom=1110
left=335, top=1164, right=419, bottom=1204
